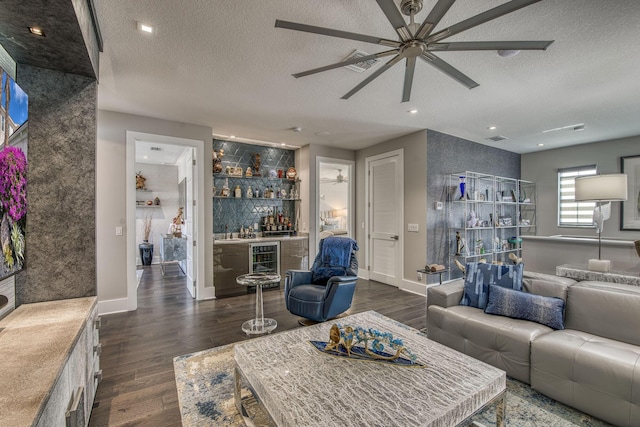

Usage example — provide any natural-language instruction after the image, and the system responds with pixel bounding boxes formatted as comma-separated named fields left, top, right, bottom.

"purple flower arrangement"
left=0, top=146, right=27, bottom=274
left=0, top=146, right=27, bottom=222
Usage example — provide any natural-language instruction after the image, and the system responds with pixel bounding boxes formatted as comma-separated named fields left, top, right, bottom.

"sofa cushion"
left=522, top=271, right=576, bottom=301
left=565, top=281, right=640, bottom=346
left=485, top=285, right=565, bottom=330
left=460, top=262, right=523, bottom=309
left=531, top=329, right=640, bottom=427
left=428, top=304, right=552, bottom=384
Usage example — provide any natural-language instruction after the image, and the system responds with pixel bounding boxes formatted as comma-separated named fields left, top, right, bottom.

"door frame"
left=364, top=149, right=404, bottom=285
left=126, top=131, right=209, bottom=311
left=315, top=157, right=355, bottom=250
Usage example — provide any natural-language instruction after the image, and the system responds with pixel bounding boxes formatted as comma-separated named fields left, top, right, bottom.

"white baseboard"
left=198, top=286, right=216, bottom=300
left=358, top=268, right=369, bottom=280
left=400, top=279, right=426, bottom=296
left=98, top=297, right=130, bottom=315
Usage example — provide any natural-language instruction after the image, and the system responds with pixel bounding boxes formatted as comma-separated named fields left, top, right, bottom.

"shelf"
left=136, top=205, right=161, bottom=208
left=213, top=196, right=300, bottom=201
left=447, top=171, right=536, bottom=279
left=214, top=174, right=298, bottom=182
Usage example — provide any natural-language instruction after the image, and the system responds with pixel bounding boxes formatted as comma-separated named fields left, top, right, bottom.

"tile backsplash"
left=213, top=139, right=297, bottom=234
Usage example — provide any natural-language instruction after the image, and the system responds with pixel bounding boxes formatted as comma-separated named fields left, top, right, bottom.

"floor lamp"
left=574, top=174, right=627, bottom=272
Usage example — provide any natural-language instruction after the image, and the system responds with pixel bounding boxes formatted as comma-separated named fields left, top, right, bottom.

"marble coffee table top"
left=235, top=310, right=505, bottom=427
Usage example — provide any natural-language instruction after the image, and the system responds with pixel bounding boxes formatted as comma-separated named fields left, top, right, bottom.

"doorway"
left=366, top=150, right=403, bottom=287
left=316, top=158, right=354, bottom=247
left=126, top=131, right=208, bottom=311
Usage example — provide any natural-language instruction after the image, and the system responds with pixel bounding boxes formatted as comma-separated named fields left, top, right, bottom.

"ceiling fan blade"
left=275, top=20, right=401, bottom=48
left=341, top=55, right=403, bottom=99
left=427, top=0, right=542, bottom=43
left=428, top=40, right=554, bottom=51
left=419, top=53, right=479, bottom=89
left=292, top=50, right=398, bottom=78
left=415, top=0, right=456, bottom=40
left=375, top=0, right=413, bottom=41
left=402, top=57, right=416, bottom=103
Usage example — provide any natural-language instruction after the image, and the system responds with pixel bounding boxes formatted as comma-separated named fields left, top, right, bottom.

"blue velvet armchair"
left=285, top=236, right=359, bottom=323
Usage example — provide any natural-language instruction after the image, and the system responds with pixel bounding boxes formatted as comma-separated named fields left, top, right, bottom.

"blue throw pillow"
left=485, top=285, right=565, bottom=330
left=311, top=266, right=346, bottom=286
left=460, top=263, right=524, bottom=309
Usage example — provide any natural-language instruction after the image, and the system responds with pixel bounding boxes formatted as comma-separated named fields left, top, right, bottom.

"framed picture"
left=620, top=155, right=640, bottom=231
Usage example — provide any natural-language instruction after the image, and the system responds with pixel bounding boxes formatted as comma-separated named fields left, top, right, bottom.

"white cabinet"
left=0, top=297, right=100, bottom=427
left=447, top=172, right=536, bottom=279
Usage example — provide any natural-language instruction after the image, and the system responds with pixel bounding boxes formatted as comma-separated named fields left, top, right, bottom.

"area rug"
left=174, top=344, right=612, bottom=427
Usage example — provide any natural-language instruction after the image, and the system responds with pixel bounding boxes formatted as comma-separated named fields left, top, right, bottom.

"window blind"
left=558, top=165, right=597, bottom=226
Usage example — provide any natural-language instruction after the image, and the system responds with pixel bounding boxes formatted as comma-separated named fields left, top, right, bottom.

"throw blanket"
left=320, top=236, right=358, bottom=268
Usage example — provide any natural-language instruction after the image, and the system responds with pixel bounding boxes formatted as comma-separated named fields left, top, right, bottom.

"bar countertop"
left=0, top=296, right=97, bottom=427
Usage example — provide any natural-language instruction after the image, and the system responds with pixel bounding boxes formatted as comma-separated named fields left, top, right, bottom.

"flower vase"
left=139, top=240, right=154, bottom=266
left=459, top=176, right=466, bottom=200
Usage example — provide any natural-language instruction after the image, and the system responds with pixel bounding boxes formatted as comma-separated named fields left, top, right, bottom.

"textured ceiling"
left=94, top=0, right=640, bottom=154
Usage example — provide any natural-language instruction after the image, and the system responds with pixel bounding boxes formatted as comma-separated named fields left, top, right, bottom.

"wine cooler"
left=249, top=241, right=281, bottom=290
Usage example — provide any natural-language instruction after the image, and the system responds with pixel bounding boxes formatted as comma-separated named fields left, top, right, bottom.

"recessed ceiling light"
left=229, top=135, right=236, bottom=139
left=537, top=143, right=544, bottom=147
left=408, top=109, right=419, bottom=114
left=292, top=127, right=302, bottom=132
left=136, top=21, right=154, bottom=34
left=281, top=143, right=286, bottom=146
left=28, top=26, right=45, bottom=37
left=143, top=155, right=149, bottom=159
left=487, top=126, right=497, bottom=130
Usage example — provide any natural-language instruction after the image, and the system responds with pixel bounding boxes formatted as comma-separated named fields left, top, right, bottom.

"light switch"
left=115, top=226, right=123, bottom=236
left=408, top=223, right=419, bottom=232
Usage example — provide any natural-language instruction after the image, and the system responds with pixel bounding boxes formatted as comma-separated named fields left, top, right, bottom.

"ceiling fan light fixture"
left=497, top=49, right=520, bottom=58
left=487, top=125, right=497, bottom=130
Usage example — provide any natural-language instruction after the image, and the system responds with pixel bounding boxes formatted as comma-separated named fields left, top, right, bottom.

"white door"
left=185, top=148, right=196, bottom=298
left=368, top=152, right=402, bottom=286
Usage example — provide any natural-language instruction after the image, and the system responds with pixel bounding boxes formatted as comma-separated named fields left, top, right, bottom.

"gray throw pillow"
left=484, top=285, right=565, bottom=330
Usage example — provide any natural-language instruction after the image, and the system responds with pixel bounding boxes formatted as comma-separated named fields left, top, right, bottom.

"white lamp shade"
left=574, top=174, right=628, bottom=202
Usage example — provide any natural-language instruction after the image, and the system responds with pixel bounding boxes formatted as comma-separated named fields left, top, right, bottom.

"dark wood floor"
left=88, top=265, right=426, bottom=426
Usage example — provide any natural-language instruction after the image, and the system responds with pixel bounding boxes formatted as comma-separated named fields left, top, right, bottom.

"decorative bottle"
left=235, top=185, right=242, bottom=198
left=247, top=186, right=253, bottom=198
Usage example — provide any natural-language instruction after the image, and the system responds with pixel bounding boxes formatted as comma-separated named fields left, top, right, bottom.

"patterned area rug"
left=173, top=343, right=612, bottom=427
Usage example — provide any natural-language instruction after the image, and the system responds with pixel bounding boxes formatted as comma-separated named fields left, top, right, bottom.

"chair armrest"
left=285, top=270, right=313, bottom=290
left=324, top=275, right=357, bottom=298
left=427, top=279, right=464, bottom=309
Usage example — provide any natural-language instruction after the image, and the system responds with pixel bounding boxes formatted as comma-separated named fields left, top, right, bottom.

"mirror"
left=316, top=158, right=354, bottom=242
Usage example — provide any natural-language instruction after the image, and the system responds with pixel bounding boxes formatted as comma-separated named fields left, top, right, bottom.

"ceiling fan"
left=320, top=169, right=349, bottom=185
left=275, top=0, right=553, bottom=102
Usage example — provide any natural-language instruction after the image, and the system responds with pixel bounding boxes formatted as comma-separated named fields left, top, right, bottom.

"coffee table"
left=234, top=310, right=506, bottom=426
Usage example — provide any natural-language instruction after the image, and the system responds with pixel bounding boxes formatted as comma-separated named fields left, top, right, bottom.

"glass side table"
left=236, top=272, right=280, bottom=335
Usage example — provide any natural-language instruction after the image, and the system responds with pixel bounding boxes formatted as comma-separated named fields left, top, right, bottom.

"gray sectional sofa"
left=427, top=271, right=640, bottom=427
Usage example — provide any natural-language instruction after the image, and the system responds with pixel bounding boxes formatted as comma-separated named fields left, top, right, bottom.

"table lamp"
left=574, top=174, right=627, bottom=272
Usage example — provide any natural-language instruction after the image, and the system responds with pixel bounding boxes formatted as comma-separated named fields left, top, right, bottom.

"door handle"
left=391, top=235, right=399, bottom=240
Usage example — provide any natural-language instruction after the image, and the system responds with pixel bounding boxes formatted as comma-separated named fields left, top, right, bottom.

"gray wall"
left=16, top=64, right=97, bottom=304
left=426, top=130, right=521, bottom=282
left=521, top=135, right=640, bottom=272
left=522, top=135, right=640, bottom=240
left=355, top=130, right=428, bottom=288
left=97, top=110, right=213, bottom=304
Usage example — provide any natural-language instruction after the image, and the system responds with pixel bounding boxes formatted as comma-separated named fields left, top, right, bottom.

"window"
left=558, top=165, right=597, bottom=226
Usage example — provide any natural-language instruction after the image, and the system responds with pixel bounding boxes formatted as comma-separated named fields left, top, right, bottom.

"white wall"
left=96, top=110, right=213, bottom=306
left=134, top=163, right=180, bottom=264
